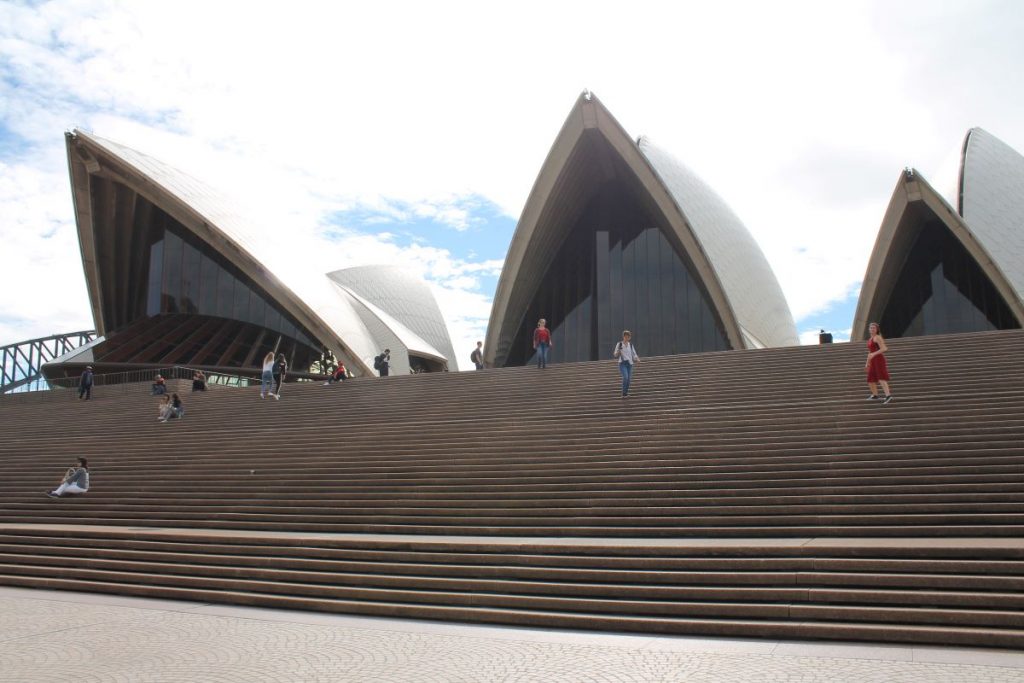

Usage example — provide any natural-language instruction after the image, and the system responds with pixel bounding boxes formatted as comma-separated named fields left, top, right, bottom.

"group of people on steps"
left=528, top=317, right=894, bottom=403
left=52, top=322, right=893, bottom=500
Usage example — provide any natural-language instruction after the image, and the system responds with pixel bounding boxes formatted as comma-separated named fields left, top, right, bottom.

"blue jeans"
left=261, top=371, right=273, bottom=396
left=619, top=361, right=633, bottom=396
left=536, top=342, right=550, bottom=368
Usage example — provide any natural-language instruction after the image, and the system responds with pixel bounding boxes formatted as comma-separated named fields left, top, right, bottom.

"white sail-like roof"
left=484, top=92, right=796, bottom=365
left=853, top=128, right=1024, bottom=339
left=65, top=129, right=454, bottom=375
left=638, top=138, right=797, bottom=349
left=959, top=128, right=1024, bottom=304
left=328, top=265, right=457, bottom=367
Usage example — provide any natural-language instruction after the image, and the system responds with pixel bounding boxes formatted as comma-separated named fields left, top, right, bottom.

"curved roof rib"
left=66, top=129, right=375, bottom=374
left=851, top=168, right=1024, bottom=339
left=484, top=92, right=796, bottom=366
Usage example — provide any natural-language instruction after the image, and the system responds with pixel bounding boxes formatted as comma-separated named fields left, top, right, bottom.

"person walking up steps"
left=614, top=330, right=639, bottom=398
left=78, top=366, right=94, bottom=400
left=533, top=319, right=552, bottom=369
left=271, top=353, right=287, bottom=399
left=260, top=351, right=275, bottom=399
left=865, top=322, right=894, bottom=404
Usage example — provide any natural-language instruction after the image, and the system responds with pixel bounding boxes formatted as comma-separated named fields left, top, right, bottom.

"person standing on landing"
left=614, top=330, right=639, bottom=398
left=865, top=322, right=893, bottom=404
left=533, top=319, right=552, bottom=369
left=260, top=351, right=275, bottom=399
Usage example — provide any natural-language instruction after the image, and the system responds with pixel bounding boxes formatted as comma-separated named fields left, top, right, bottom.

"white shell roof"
left=959, top=127, right=1024, bottom=306
left=638, top=138, right=798, bottom=348
left=328, top=265, right=457, bottom=366
left=70, top=130, right=454, bottom=374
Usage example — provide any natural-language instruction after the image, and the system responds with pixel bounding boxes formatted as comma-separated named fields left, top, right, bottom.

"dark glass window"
left=879, top=220, right=1020, bottom=337
left=217, top=272, right=235, bottom=319
left=506, top=180, right=729, bottom=365
left=162, top=231, right=183, bottom=313
left=146, top=240, right=163, bottom=317
left=125, top=203, right=324, bottom=371
left=181, top=242, right=201, bottom=314
left=199, top=254, right=218, bottom=315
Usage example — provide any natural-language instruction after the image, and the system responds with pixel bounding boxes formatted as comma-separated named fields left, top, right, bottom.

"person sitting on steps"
left=157, top=393, right=184, bottom=422
left=152, top=374, right=167, bottom=395
left=324, top=363, right=348, bottom=385
left=46, top=458, right=89, bottom=498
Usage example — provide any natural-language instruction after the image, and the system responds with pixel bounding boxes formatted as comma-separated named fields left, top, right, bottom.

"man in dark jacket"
left=376, top=349, right=391, bottom=377
left=78, top=366, right=94, bottom=400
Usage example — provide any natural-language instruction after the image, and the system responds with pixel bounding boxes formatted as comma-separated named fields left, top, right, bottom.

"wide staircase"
left=1, top=329, right=1022, bottom=647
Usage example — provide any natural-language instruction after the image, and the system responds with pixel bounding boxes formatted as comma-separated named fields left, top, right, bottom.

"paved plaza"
left=1, top=586, right=1023, bottom=682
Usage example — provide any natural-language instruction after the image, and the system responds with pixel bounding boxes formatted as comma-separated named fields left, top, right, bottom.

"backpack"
left=373, top=354, right=384, bottom=370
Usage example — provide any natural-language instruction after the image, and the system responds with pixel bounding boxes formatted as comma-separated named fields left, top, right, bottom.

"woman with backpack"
left=614, top=330, right=639, bottom=398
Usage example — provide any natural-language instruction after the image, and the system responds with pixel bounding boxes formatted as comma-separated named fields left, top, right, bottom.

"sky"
left=2, top=0, right=1023, bottom=368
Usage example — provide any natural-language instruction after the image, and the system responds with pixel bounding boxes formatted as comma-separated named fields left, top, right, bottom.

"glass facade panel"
left=181, top=242, right=201, bottom=314
left=199, top=254, right=218, bottom=315
left=162, top=231, right=182, bottom=313
left=506, top=181, right=729, bottom=366
left=146, top=241, right=163, bottom=317
left=879, top=221, right=1020, bottom=337
left=139, top=205, right=323, bottom=370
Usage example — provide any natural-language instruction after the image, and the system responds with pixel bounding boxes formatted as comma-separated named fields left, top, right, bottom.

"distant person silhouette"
left=271, top=353, right=287, bottom=399
left=471, top=341, right=484, bottom=370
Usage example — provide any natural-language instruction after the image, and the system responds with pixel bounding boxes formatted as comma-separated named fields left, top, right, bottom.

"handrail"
left=0, top=365, right=270, bottom=402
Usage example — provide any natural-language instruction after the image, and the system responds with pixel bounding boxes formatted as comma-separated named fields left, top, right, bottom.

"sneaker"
left=273, top=394, right=280, bottom=400
left=882, top=395, right=894, bottom=404
left=866, top=395, right=878, bottom=400
left=45, top=491, right=58, bottom=498
left=322, top=381, right=330, bottom=386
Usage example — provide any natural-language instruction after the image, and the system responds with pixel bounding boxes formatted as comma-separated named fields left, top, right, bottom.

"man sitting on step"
left=46, top=458, right=90, bottom=498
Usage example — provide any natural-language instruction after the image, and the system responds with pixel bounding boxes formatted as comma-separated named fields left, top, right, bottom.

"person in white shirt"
left=260, top=351, right=275, bottom=399
left=613, top=330, right=639, bottom=398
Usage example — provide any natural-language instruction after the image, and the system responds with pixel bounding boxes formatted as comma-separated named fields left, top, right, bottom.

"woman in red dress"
left=865, top=322, right=893, bottom=404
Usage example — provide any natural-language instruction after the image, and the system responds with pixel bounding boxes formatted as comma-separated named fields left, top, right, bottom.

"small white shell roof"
left=959, top=127, right=1024, bottom=307
left=328, top=265, right=457, bottom=365
left=638, top=138, right=797, bottom=348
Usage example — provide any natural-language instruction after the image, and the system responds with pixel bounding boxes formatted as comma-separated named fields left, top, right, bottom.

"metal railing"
left=0, top=366, right=259, bottom=403
left=0, top=331, right=97, bottom=394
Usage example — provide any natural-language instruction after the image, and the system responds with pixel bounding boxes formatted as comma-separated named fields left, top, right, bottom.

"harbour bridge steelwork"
left=0, top=331, right=96, bottom=394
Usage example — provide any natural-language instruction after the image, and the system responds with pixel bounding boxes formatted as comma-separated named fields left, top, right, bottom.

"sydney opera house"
left=29, top=91, right=1024, bottom=387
